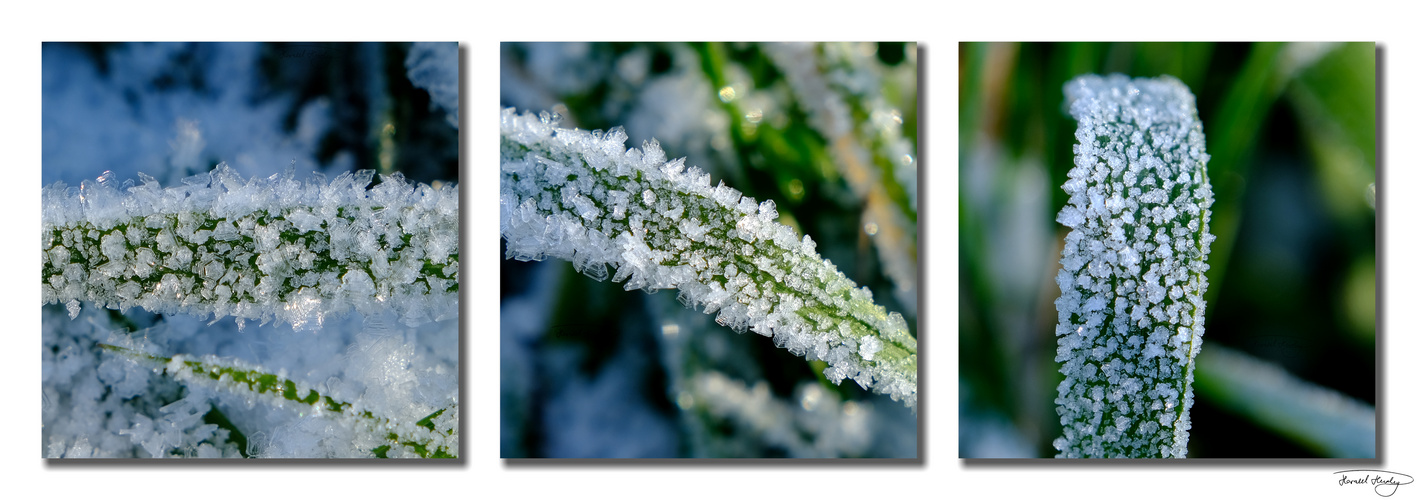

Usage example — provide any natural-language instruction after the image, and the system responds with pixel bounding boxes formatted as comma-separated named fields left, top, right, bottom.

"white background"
left=2, top=1, right=1409, bottom=499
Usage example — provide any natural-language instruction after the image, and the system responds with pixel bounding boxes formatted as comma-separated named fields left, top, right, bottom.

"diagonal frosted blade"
left=1053, top=75, right=1216, bottom=458
left=500, top=108, right=916, bottom=408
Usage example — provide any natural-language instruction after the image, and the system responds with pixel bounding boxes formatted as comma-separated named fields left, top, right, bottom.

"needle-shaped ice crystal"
left=42, top=165, right=459, bottom=330
left=1053, top=75, right=1215, bottom=458
left=500, top=108, right=916, bottom=408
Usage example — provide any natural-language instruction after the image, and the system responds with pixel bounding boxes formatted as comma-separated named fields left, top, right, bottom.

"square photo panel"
left=958, top=42, right=1375, bottom=459
left=42, top=42, right=460, bottom=459
left=500, top=42, right=918, bottom=458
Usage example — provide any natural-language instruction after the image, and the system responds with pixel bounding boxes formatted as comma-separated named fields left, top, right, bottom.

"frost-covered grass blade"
left=500, top=108, right=916, bottom=408
left=100, top=343, right=457, bottom=458
left=1053, top=75, right=1215, bottom=458
left=42, top=165, right=459, bottom=331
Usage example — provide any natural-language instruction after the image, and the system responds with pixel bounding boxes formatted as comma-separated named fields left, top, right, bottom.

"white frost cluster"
left=500, top=108, right=916, bottom=408
left=42, top=165, right=459, bottom=330
left=1053, top=75, right=1215, bottom=458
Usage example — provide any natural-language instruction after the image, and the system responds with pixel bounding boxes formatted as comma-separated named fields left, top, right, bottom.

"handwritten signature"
left=1335, top=470, right=1414, bottom=497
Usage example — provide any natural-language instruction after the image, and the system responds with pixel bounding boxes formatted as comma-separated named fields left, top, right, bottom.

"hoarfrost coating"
left=500, top=108, right=917, bottom=408
left=104, top=343, right=457, bottom=458
left=1053, top=75, right=1215, bottom=458
left=43, top=304, right=459, bottom=458
left=42, top=165, right=459, bottom=330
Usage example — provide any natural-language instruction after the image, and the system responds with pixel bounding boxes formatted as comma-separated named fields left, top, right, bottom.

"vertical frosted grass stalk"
left=1053, top=75, right=1215, bottom=458
left=41, top=165, right=459, bottom=330
left=500, top=108, right=916, bottom=408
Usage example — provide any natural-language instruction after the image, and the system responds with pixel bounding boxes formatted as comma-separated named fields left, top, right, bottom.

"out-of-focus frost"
left=405, top=42, right=459, bottom=128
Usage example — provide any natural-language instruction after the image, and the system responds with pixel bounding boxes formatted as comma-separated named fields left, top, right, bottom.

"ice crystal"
left=1053, top=75, right=1214, bottom=458
left=500, top=108, right=916, bottom=408
left=41, top=164, right=459, bottom=330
